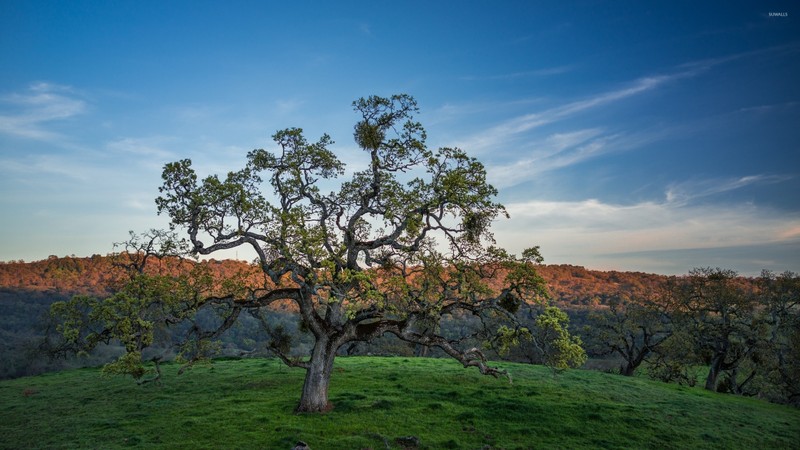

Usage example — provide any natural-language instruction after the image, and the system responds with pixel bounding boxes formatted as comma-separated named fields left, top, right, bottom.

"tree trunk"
left=705, top=353, right=724, bottom=391
left=296, top=339, right=337, bottom=413
left=620, top=361, right=636, bottom=376
left=620, top=348, right=648, bottom=376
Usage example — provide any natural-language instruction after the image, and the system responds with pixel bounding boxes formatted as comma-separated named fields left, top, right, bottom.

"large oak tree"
left=150, top=94, right=545, bottom=412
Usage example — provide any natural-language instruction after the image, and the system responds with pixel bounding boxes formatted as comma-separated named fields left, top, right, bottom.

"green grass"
left=1, top=357, right=798, bottom=449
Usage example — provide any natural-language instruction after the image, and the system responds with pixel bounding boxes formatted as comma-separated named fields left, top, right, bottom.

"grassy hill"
left=1, top=357, right=797, bottom=449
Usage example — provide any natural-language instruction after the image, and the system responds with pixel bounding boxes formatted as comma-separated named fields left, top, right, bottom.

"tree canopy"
left=52, top=95, right=549, bottom=412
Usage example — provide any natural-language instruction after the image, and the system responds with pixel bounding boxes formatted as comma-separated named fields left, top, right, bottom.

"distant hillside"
left=537, top=264, right=669, bottom=309
left=0, top=256, right=268, bottom=379
left=0, top=255, right=253, bottom=297
left=0, top=256, right=673, bottom=379
left=0, top=255, right=670, bottom=307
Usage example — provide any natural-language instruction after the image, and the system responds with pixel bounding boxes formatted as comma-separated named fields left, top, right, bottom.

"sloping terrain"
left=1, top=357, right=797, bottom=449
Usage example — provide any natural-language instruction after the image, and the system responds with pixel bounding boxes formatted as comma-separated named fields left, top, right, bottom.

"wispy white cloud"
left=428, top=98, right=545, bottom=131
left=486, top=128, right=604, bottom=187
left=1, top=135, right=175, bottom=187
left=0, top=152, right=109, bottom=186
left=486, top=127, right=671, bottom=188
left=123, top=192, right=156, bottom=211
left=735, top=101, right=798, bottom=115
left=0, top=83, right=86, bottom=142
left=492, top=175, right=799, bottom=273
left=677, top=42, right=800, bottom=75
left=496, top=197, right=800, bottom=267
left=274, top=98, right=305, bottom=115
left=461, top=65, right=574, bottom=81
left=665, top=175, right=792, bottom=205
left=107, top=137, right=176, bottom=160
left=456, top=73, right=679, bottom=153
left=457, top=45, right=799, bottom=156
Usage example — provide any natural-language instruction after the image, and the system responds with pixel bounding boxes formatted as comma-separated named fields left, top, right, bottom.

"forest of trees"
left=582, top=268, right=800, bottom=405
left=1, top=255, right=797, bottom=406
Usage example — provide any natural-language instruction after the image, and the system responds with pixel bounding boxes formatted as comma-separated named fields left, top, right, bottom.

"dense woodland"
left=1, top=255, right=798, bottom=407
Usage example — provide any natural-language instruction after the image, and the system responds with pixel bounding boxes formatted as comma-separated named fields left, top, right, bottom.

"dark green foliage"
left=584, top=290, right=672, bottom=376
left=657, top=268, right=800, bottom=403
left=581, top=268, right=800, bottom=406
left=0, top=288, right=82, bottom=379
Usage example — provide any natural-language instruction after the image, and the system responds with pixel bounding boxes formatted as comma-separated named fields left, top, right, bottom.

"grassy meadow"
left=1, top=357, right=798, bottom=449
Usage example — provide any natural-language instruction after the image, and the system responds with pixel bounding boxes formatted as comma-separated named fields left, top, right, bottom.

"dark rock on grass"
left=395, top=435, right=420, bottom=448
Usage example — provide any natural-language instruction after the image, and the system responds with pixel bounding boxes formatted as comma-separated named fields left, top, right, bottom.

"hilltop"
left=1, top=357, right=797, bottom=449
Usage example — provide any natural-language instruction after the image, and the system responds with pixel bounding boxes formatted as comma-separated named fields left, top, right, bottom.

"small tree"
left=47, top=231, right=180, bottom=383
left=531, top=306, right=587, bottom=374
left=672, top=268, right=760, bottom=392
left=55, top=95, right=548, bottom=412
left=587, top=289, right=672, bottom=376
left=47, top=230, right=250, bottom=384
left=753, top=270, right=800, bottom=405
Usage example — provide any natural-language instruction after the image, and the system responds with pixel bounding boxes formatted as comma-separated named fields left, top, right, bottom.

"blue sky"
left=1, top=1, right=798, bottom=275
